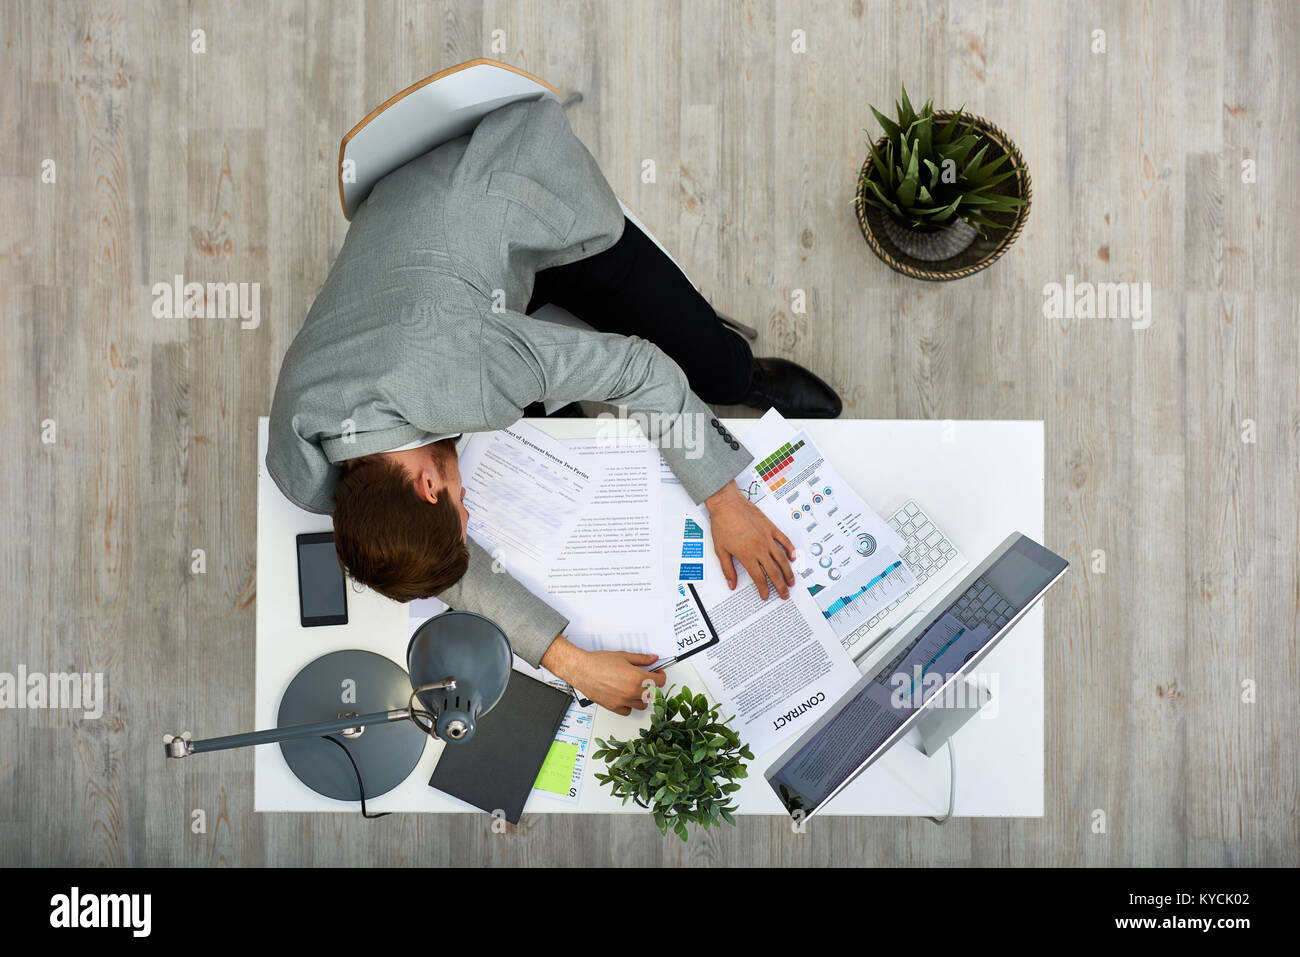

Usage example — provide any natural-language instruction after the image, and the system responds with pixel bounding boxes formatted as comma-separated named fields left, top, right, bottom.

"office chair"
left=337, top=57, right=758, bottom=344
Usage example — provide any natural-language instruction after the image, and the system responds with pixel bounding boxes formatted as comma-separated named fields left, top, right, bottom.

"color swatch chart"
left=755, top=439, right=806, bottom=492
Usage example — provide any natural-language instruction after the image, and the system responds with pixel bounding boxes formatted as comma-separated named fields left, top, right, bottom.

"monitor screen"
left=768, top=535, right=1066, bottom=817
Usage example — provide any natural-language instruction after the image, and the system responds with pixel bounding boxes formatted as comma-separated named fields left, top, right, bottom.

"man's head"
left=332, top=438, right=471, bottom=602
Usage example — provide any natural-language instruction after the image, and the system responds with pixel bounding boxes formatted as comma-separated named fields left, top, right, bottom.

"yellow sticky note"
left=534, top=741, right=579, bottom=796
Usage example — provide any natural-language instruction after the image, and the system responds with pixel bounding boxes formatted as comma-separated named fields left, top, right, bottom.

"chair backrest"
left=338, top=58, right=560, bottom=220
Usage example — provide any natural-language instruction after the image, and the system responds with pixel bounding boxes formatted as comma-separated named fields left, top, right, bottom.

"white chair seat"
left=338, top=58, right=756, bottom=340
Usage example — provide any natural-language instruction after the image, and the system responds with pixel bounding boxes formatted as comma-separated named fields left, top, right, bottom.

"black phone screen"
left=296, top=532, right=348, bottom=626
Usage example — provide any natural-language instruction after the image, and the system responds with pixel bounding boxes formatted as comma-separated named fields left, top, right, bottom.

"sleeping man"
left=267, top=96, right=840, bottom=713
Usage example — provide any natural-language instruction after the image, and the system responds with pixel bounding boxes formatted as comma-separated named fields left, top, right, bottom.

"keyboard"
left=841, top=499, right=967, bottom=660
left=952, top=576, right=1016, bottom=632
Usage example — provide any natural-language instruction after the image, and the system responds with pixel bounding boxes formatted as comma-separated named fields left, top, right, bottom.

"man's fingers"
left=615, top=705, right=632, bottom=716
left=628, top=652, right=661, bottom=665
left=760, top=555, right=791, bottom=599
left=776, top=527, right=796, bottom=559
left=646, top=668, right=667, bottom=687
left=770, top=543, right=795, bottom=588
left=716, top=547, right=738, bottom=589
left=630, top=697, right=649, bottom=711
left=743, top=557, right=770, bottom=599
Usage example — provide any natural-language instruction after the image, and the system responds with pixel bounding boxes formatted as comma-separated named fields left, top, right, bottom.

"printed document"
left=459, top=422, right=602, bottom=577
left=461, top=424, right=673, bottom=659
left=686, top=410, right=909, bottom=756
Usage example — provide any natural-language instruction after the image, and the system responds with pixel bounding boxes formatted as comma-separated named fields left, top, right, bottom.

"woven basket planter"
left=854, top=110, right=1031, bottom=281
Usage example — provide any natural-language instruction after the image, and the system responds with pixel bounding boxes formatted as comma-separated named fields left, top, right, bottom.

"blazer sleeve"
left=481, top=310, right=754, bottom=504
left=435, top=537, right=569, bottom=669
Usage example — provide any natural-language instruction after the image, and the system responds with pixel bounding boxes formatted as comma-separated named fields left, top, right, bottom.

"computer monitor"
left=765, top=532, right=1068, bottom=820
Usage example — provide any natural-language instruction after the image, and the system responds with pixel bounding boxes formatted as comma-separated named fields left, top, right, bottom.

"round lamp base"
left=276, top=650, right=427, bottom=803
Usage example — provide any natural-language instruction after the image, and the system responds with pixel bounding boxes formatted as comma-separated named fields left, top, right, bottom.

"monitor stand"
left=911, top=676, right=994, bottom=757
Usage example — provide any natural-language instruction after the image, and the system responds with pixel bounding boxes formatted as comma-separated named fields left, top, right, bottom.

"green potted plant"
left=592, top=685, right=753, bottom=841
left=854, top=84, right=1031, bottom=280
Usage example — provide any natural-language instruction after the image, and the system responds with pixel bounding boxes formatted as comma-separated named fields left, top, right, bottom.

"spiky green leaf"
left=869, top=104, right=900, bottom=147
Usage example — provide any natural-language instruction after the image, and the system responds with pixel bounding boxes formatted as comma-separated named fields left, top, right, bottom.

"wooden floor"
left=1, top=0, right=1296, bottom=867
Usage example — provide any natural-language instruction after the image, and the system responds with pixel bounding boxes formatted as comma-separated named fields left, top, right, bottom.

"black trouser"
left=524, top=216, right=754, bottom=404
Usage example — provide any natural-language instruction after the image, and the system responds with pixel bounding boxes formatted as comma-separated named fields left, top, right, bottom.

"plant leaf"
left=939, top=134, right=979, bottom=166
left=897, top=151, right=920, bottom=207
left=907, top=112, right=932, bottom=160
left=898, top=83, right=916, bottom=129
left=865, top=179, right=902, bottom=216
left=933, top=106, right=965, bottom=146
left=869, top=104, right=900, bottom=147
left=866, top=139, right=889, bottom=183
left=967, top=152, right=1011, bottom=185
left=969, top=169, right=1022, bottom=193
left=963, top=143, right=989, bottom=179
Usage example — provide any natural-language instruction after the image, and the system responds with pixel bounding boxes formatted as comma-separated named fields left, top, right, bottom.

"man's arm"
left=482, top=310, right=751, bottom=504
left=434, top=538, right=568, bottom=669
left=540, top=635, right=667, bottom=716
left=436, top=540, right=667, bottom=711
left=482, top=311, right=796, bottom=597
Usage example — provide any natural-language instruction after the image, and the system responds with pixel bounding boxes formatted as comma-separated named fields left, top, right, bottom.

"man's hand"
left=540, top=635, right=666, bottom=714
left=705, top=481, right=796, bottom=599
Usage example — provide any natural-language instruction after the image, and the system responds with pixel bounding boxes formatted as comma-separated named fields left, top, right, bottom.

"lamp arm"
left=164, top=709, right=406, bottom=758
left=163, top=678, right=461, bottom=758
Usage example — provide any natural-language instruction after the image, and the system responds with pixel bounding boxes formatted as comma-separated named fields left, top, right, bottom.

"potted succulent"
left=855, top=84, right=1031, bottom=280
left=592, top=685, right=753, bottom=841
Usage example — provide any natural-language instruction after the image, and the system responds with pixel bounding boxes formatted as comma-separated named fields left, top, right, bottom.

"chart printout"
left=743, top=424, right=915, bottom=639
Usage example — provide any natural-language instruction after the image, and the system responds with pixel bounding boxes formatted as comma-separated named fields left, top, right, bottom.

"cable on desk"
left=321, top=735, right=391, bottom=819
left=927, top=739, right=957, bottom=825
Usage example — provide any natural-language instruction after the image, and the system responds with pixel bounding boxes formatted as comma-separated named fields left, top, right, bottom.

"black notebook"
left=428, top=670, right=571, bottom=824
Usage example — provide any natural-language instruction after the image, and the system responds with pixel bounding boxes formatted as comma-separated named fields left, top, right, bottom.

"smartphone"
left=296, top=532, right=349, bottom=627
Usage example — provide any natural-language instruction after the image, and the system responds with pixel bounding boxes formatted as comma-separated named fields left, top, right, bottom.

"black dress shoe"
left=741, top=357, right=842, bottom=418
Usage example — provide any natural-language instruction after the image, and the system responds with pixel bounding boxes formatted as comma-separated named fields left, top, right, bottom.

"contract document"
left=690, top=572, right=859, bottom=758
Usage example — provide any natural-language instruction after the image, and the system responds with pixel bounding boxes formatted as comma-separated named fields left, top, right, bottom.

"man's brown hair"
left=331, top=451, right=470, bottom=602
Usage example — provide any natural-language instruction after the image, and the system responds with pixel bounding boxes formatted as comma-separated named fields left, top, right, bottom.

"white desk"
left=255, top=417, right=1044, bottom=817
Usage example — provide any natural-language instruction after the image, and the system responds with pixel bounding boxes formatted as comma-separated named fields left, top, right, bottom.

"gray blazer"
left=267, top=97, right=752, bottom=667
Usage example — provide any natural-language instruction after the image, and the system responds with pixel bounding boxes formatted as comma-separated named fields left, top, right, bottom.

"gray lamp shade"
left=406, top=610, right=513, bottom=741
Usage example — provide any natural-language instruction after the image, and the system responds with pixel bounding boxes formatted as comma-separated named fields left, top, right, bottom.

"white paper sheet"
left=736, top=412, right=916, bottom=639
left=545, top=435, right=670, bottom=658
left=459, top=425, right=672, bottom=660
left=458, top=422, right=603, bottom=577
left=690, top=570, right=860, bottom=758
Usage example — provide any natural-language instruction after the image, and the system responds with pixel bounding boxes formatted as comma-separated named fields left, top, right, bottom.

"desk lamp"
left=162, top=611, right=512, bottom=803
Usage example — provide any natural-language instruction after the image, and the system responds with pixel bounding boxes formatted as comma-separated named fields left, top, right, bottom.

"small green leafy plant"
left=592, top=685, right=753, bottom=841
left=859, top=83, right=1026, bottom=235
